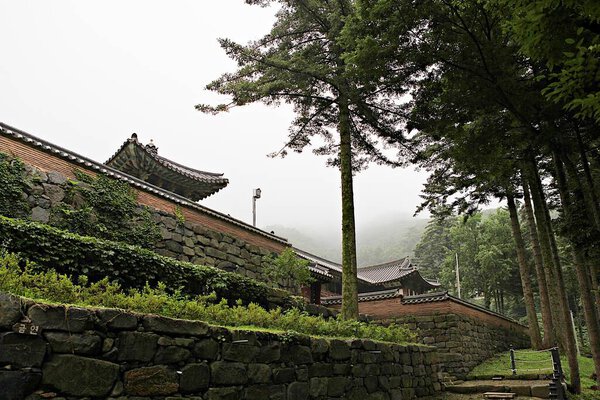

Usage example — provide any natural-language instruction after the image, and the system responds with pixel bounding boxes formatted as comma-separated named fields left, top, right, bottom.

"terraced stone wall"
left=0, top=294, right=443, bottom=400
left=13, top=162, right=285, bottom=286
left=390, top=313, right=531, bottom=379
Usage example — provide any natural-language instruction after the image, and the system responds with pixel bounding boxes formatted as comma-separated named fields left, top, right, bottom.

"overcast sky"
left=0, top=1, right=430, bottom=240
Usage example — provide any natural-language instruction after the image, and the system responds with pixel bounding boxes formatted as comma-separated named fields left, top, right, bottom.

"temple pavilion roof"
left=106, top=134, right=228, bottom=201
left=293, top=248, right=440, bottom=290
left=358, top=258, right=440, bottom=289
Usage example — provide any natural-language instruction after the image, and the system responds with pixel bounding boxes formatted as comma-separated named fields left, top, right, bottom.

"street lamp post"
left=252, top=188, right=261, bottom=227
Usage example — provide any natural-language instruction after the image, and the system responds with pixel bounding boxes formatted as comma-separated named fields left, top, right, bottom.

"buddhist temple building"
left=294, top=247, right=441, bottom=308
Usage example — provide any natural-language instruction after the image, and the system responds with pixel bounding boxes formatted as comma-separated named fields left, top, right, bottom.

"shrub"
left=0, top=252, right=417, bottom=344
left=263, top=247, right=314, bottom=288
left=0, top=215, right=291, bottom=308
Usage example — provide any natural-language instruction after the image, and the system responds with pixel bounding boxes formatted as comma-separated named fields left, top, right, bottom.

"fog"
left=0, top=1, right=429, bottom=244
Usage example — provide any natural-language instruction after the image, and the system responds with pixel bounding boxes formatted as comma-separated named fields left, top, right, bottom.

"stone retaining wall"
left=0, top=294, right=443, bottom=400
left=15, top=163, right=285, bottom=288
left=390, top=313, right=531, bottom=379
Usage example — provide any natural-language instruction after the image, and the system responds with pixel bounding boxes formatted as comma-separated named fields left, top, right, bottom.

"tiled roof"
left=308, top=264, right=333, bottom=280
left=400, top=291, right=450, bottom=304
left=293, top=248, right=343, bottom=272
left=358, top=259, right=441, bottom=289
left=292, top=248, right=335, bottom=281
left=358, top=258, right=412, bottom=283
left=321, top=288, right=401, bottom=306
left=106, top=135, right=228, bottom=200
left=401, top=291, right=526, bottom=326
left=293, top=248, right=441, bottom=288
left=107, top=134, right=227, bottom=183
left=0, top=122, right=287, bottom=245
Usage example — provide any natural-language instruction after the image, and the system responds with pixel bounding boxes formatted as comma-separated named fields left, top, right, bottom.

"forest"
left=200, top=0, right=600, bottom=392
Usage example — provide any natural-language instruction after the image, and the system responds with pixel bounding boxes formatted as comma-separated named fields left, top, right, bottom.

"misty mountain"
left=267, top=214, right=429, bottom=266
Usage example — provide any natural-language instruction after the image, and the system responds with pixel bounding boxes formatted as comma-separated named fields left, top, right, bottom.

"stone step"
left=484, top=392, right=516, bottom=399
left=446, top=379, right=551, bottom=398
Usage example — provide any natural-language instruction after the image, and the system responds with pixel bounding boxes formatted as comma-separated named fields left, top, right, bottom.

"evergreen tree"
left=198, top=0, right=407, bottom=319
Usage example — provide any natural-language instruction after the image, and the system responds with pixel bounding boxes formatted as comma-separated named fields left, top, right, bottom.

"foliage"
left=198, top=0, right=405, bottom=170
left=0, top=215, right=291, bottom=308
left=51, top=170, right=159, bottom=248
left=263, top=247, right=314, bottom=288
left=413, top=217, right=453, bottom=280
left=0, top=153, right=29, bottom=218
left=491, top=0, right=600, bottom=123
left=346, top=0, right=600, bottom=390
left=414, top=210, right=523, bottom=317
left=0, top=252, right=416, bottom=344
left=173, top=205, right=185, bottom=226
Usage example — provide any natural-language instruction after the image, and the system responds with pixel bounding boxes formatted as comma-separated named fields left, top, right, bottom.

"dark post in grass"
left=510, top=345, right=517, bottom=375
left=549, top=347, right=566, bottom=400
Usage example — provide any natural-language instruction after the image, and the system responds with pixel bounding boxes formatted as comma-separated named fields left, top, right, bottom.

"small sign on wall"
left=13, top=321, right=41, bottom=336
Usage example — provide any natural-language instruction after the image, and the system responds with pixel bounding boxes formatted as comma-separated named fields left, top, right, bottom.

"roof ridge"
left=154, top=152, right=225, bottom=178
left=359, top=257, right=408, bottom=270
left=107, top=136, right=227, bottom=182
left=293, top=247, right=342, bottom=268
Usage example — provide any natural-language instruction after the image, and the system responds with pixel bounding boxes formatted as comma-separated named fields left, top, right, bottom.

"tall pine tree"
left=198, top=0, right=407, bottom=319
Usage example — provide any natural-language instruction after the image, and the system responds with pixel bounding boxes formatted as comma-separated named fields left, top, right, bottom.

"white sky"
left=0, top=0, right=429, bottom=239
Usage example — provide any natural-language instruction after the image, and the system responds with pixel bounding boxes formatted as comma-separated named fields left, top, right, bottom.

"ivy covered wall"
left=0, top=152, right=287, bottom=286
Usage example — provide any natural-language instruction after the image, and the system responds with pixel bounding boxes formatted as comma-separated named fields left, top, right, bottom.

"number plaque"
left=12, top=322, right=41, bottom=336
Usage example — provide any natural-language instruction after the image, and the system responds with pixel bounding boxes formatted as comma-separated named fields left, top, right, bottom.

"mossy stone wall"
left=0, top=294, right=443, bottom=400
left=16, top=164, right=286, bottom=288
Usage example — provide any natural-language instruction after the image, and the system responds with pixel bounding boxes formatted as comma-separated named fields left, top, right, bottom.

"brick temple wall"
left=0, top=134, right=289, bottom=284
left=0, top=294, right=444, bottom=400
left=0, top=134, right=286, bottom=253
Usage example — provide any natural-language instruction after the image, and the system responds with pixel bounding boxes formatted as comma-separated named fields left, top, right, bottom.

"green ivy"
left=52, top=170, right=160, bottom=248
left=0, top=153, right=29, bottom=218
left=174, top=205, right=186, bottom=226
left=0, top=253, right=417, bottom=344
left=0, top=215, right=292, bottom=308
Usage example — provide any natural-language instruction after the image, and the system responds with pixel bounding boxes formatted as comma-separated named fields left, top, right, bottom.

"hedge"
left=0, top=253, right=416, bottom=344
left=0, top=216, right=293, bottom=308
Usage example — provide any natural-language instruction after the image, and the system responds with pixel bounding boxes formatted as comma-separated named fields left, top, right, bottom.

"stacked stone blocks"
left=17, top=165, right=282, bottom=287
left=390, top=313, right=531, bottom=379
left=0, top=294, right=443, bottom=399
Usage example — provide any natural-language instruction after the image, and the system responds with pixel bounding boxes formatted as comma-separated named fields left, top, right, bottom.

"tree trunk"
left=521, top=176, right=555, bottom=347
left=553, top=148, right=600, bottom=386
left=576, top=130, right=600, bottom=227
left=338, top=94, right=359, bottom=320
left=575, top=132, right=600, bottom=318
left=507, top=193, right=543, bottom=349
left=526, top=156, right=581, bottom=393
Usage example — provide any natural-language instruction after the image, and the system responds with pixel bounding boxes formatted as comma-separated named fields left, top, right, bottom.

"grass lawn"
left=468, top=349, right=597, bottom=397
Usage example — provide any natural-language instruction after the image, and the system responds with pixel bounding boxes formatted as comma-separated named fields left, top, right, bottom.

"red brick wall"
left=0, top=135, right=286, bottom=253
